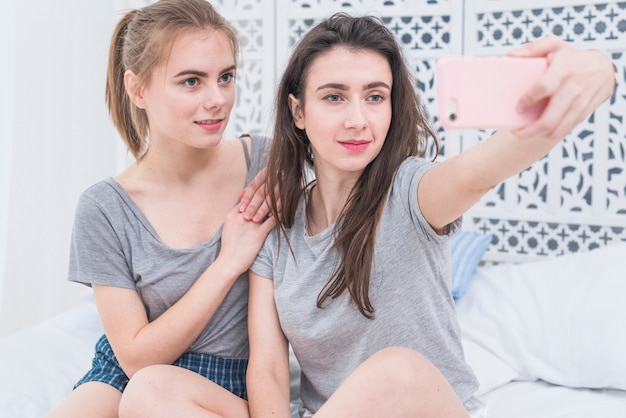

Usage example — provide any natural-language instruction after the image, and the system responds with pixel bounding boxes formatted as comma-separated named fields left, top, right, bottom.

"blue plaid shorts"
left=75, top=335, right=248, bottom=399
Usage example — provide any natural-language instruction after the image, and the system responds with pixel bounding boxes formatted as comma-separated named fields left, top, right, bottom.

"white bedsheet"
left=482, top=380, right=626, bottom=418
left=2, top=301, right=626, bottom=417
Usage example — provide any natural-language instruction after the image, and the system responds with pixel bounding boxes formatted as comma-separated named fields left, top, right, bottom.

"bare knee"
left=367, top=346, right=439, bottom=392
left=48, top=382, right=121, bottom=418
left=119, top=365, right=171, bottom=417
left=119, top=364, right=250, bottom=418
left=317, top=347, right=465, bottom=418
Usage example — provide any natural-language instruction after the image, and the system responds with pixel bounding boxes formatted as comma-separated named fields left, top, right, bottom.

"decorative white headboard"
left=118, top=0, right=626, bottom=263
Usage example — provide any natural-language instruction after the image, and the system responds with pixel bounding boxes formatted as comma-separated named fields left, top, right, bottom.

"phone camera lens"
left=449, top=113, right=457, bottom=122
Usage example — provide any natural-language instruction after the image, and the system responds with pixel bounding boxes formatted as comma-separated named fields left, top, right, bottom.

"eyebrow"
left=316, top=81, right=391, bottom=92
left=173, top=64, right=237, bottom=78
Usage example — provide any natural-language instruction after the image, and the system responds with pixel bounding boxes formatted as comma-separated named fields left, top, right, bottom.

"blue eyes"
left=323, top=93, right=385, bottom=102
left=181, top=72, right=235, bottom=88
left=219, top=72, right=235, bottom=83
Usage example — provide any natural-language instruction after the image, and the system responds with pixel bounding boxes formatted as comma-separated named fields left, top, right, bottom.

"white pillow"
left=0, top=303, right=103, bottom=417
left=455, top=242, right=626, bottom=390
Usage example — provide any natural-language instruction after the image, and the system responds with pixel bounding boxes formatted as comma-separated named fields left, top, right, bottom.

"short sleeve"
left=393, top=157, right=461, bottom=239
left=250, top=228, right=278, bottom=280
left=68, top=192, right=135, bottom=289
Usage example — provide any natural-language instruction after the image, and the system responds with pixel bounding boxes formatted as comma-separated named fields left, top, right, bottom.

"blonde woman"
left=48, top=1, right=274, bottom=417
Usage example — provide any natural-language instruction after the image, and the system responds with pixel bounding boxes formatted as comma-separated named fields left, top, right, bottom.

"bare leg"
left=46, top=382, right=122, bottom=418
left=119, top=364, right=249, bottom=418
left=314, top=346, right=469, bottom=418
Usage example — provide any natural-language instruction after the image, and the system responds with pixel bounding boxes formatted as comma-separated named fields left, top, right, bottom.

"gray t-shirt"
left=252, top=156, right=478, bottom=414
left=69, top=136, right=269, bottom=359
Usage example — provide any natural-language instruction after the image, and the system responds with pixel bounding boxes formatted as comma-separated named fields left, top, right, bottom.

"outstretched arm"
left=419, top=37, right=615, bottom=232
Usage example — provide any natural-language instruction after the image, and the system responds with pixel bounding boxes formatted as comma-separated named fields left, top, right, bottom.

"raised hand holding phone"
left=436, top=36, right=615, bottom=138
left=506, top=36, right=615, bottom=140
left=436, top=56, right=548, bottom=130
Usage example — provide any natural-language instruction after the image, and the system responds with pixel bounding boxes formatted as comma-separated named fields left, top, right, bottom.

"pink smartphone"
left=435, top=56, right=548, bottom=130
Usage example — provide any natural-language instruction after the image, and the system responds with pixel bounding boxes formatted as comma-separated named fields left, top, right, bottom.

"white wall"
left=0, top=1, right=120, bottom=336
left=0, top=0, right=16, bottom=324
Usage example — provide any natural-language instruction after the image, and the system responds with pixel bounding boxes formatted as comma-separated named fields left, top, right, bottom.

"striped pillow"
left=451, top=231, right=492, bottom=300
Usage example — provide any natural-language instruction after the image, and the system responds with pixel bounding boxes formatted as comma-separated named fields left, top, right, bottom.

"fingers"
left=511, top=39, right=615, bottom=140
left=515, top=44, right=570, bottom=113
left=245, top=188, right=281, bottom=223
left=514, top=74, right=609, bottom=141
left=506, top=35, right=563, bottom=58
left=548, top=87, right=608, bottom=140
left=514, top=76, right=585, bottom=140
left=516, top=70, right=559, bottom=115
left=588, top=50, right=617, bottom=102
left=238, top=167, right=271, bottom=222
left=241, top=174, right=282, bottom=223
left=238, top=168, right=268, bottom=213
left=507, top=36, right=571, bottom=118
left=220, top=206, right=275, bottom=275
left=242, top=187, right=271, bottom=222
left=260, top=211, right=277, bottom=233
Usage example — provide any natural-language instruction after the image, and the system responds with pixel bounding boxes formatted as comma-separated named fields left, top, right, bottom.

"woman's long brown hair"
left=266, top=14, right=439, bottom=318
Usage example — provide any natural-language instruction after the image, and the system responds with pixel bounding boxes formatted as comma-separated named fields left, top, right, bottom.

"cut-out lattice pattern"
left=558, top=117, right=597, bottom=213
left=218, top=13, right=268, bottom=137
left=287, top=18, right=322, bottom=47
left=383, top=15, right=451, bottom=51
left=288, top=0, right=446, bottom=12
left=607, top=51, right=626, bottom=215
left=468, top=217, right=626, bottom=260
left=214, top=0, right=263, bottom=12
left=287, top=15, right=452, bottom=52
left=119, top=0, right=626, bottom=261
left=475, top=3, right=626, bottom=47
left=113, top=0, right=152, bottom=9
left=413, top=59, right=451, bottom=157
left=514, top=115, right=598, bottom=214
left=231, top=19, right=265, bottom=55
left=517, top=153, right=550, bottom=211
left=232, top=60, right=265, bottom=136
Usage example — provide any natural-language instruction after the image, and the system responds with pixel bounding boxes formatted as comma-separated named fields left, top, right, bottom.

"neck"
left=136, top=140, right=222, bottom=186
left=307, top=171, right=358, bottom=234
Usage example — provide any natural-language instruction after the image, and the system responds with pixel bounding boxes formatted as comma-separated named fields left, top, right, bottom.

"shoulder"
left=75, top=178, right=129, bottom=221
left=394, top=157, right=438, bottom=187
left=246, top=134, right=271, bottom=157
left=242, top=134, right=271, bottom=176
left=233, top=134, right=271, bottom=160
left=388, top=157, right=436, bottom=215
left=78, top=178, right=115, bottom=207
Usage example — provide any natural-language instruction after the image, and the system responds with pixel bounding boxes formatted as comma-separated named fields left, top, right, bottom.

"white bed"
left=455, top=240, right=626, bottom=417
left=2, top=239, right=626, bottom=417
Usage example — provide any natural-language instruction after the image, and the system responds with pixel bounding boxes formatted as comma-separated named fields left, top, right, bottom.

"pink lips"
left=196, top=119, right=223, bottom=131
left=339, top=140, right=370, bottom=151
